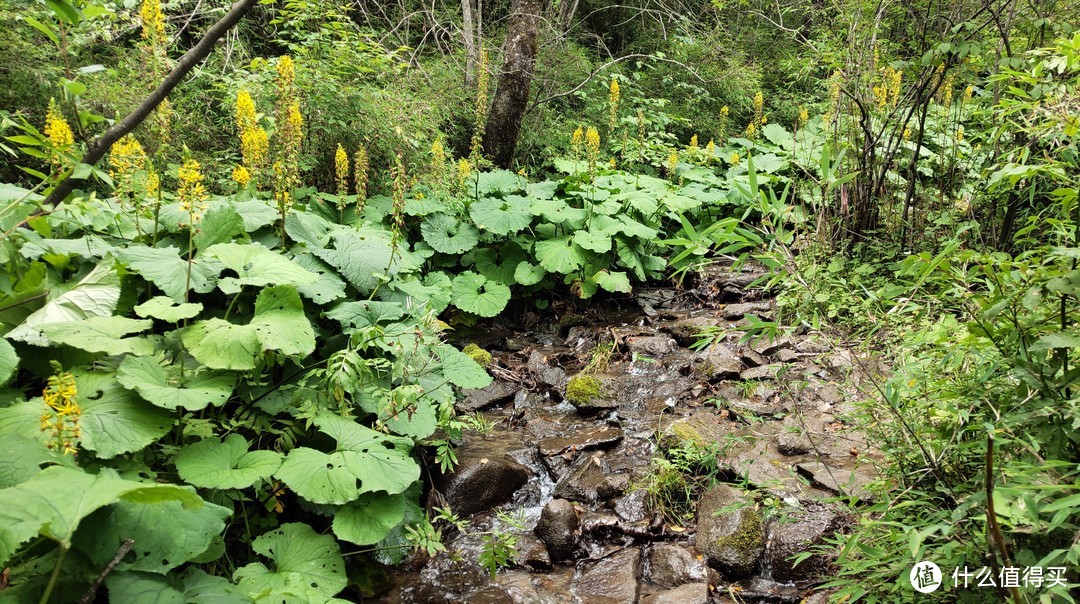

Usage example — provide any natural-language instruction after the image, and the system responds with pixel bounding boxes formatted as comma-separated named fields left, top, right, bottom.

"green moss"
left=714, top=507, right=764, bottom=563
left=565, top=374, right=601, bottom=406
left=462, top=343, right=493, bottom=368
left=662, top=421, right=705, bottom=450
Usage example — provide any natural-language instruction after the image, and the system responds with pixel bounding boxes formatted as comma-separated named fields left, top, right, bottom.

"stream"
left=376, top=260, right=882, bottom=603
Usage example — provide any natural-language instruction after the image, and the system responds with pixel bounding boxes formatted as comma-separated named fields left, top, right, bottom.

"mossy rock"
left=565, top=374, right=601, bottom=406
left=462, top=343, right=493, bottom=368
left=695, top=484, right=765, bottom=578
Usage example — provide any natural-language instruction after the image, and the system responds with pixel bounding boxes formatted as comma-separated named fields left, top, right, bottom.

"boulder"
left=692, top=343, right=744, bottom=381
left=641, top=583, right=709, bottom=604
left=458, top=381, right=518, bottom=413
left=695, top=484, right=764, bottom=579
left=646, top=543, right=708, bottom=588
left=764, top=505, right=850, bottom=582
left=571, top=547, right=641, bottom=603
left=440, top=454, right=530, bottom=516
left=535, top=498, right=579, bottom=561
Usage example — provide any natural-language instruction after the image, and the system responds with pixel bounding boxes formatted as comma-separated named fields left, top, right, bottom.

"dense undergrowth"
left=1, top=0, right=1079, bottom=601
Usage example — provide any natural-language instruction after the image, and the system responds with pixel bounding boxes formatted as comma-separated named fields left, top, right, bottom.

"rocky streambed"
left=376, top=262, right=883, bottom=603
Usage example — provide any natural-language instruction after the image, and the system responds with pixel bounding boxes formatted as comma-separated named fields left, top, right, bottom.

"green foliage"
left=565, top=374, right=601, bottom=406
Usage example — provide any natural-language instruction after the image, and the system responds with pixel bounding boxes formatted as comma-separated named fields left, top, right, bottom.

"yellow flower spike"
left=139, top=0, right=166, bottom=46
left=753, top=91, right=764, bottom=126
left=571, top=125, right=585, bottom=157
left=745, top=122, right=757, bottom=138
left=608, top=158, right=616, bottom=169
left=431, top=138, right=446, bottom=169
left=457, top=157, right=472, bottom=186
left=760, top=115, right=768, bottom=125
left=608, top=78, right=621, bottom=129
left=963, top=85, right=973, bottom=103
left=956, top=126, right=964, bottom=143
left=797, top=106, right=809, bottom=127
left=720, top=105, right=730, bottom=118
left=334, top=144, right=349, bottom=196
left=277, top=56, right=296, bottom=94
left=667, top=149, right=679, bottom=176
left=902, top=125, right=912, bottom=141
left=236, top=90, right=257, bottom=133
left=178, top=158, right=208, bottom=224
left=704, top=139, right=715, bottom=163
left=146, top=169, right=160, bottom=197
left=44, top=98, right=74, bottom=150
left=688, top=134, right=699, bottom=156
left=585, top=126, right=601, bottom=158
left=731, top=151, right=741, bottom=166
left=108, top=135, right=147, bottom=182
left=233, top=164, right=251, bottom=187
left=41, top=366, right=80, bottom=455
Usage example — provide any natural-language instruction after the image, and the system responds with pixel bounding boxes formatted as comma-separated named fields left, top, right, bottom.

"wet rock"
left=750, top=336, right=790, bottom=357
left=572, top=547, right=641, bottom=604
left=565, top=326, right=596, bottom=350
left=646, top=543, right=708, bottom=588
left=528, top=350, right=568, bottom=391
left=723, top=301, right=775, bottom=321
left=641, top=583, right=709, bottom=604
left=514, top=533, right=552, bottom=570
left=765, top=505, right=850, bottom=582
left=723, top=433, right=813, bottom=496
left=663, top=315, right=725, bottom=347
left=626, top=335, right=678, bottom=357
left=796, top=461, right=878, bottom=500
left=739, top=347, right=769, bottom=368
left=553, top=454, right=625, bottom=503
left=736, top=578, right=804, bottom=602
left=458, top=381, right=518, bottom=413
left=776, top=417, right=812, bottom=455
left=537, top=426, right=623, bottom=457
left=659, top=409, right=732, bottom=450
left=739, top=364, right=785, bottom=381
left=695, top=484, right=764, bottom=579
left=796, top=339, right=830, bottom=354
left=728, top=397, right=785, bottom=419
left=614, top=489, right=650, bottom=523
left=494, top=570, right=575, bottom=604
left=461, top=585, right=514, bottom=604
left=580, top=511, right=620, bottom=536
left=692, top=343, right=744, bottom=381
left=440, top=454, right=531, bottom=516
left=535, top=498, right=579, bottom=562
left=565, top=374, right=619, bottom=411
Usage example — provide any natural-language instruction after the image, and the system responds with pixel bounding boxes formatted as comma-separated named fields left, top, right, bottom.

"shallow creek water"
left=375, top=262, right=882, bottom=603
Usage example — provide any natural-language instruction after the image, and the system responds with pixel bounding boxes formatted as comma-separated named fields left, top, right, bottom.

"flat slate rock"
left=538, top=426, right=624, bottom=457
left=796, top=461, right=878, bottom=500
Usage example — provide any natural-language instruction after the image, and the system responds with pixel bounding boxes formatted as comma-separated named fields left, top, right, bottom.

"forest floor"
left=376, top=262, right=885, bottom=603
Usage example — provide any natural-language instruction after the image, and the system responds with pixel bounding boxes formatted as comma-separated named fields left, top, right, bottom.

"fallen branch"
left=79, top=539, right=135, bottom=604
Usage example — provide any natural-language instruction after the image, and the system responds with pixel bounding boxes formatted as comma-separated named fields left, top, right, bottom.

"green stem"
left=39, top=544, right=68, bottom=604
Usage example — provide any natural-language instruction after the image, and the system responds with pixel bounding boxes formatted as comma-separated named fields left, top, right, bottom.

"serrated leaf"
left=531, top=197, right=588, bottom=225
left=573, top=229, right=612, bottom=253
left=324, top=300, right=405, bottom=330
left=118, top=246, right=219, bottom=301
left=107, top=569, right=251, bottom=604
left=435, top=344, right=492, bottom=389
left=1029, top=332, right=1080, bottom=352
left=594, top=270, right=632, bottom=293
left=6, top=260, right=121, bottom=346
left=534, top=236, right=587, bottom=274
left=476, top=170, right=525, bottom=194
left=134, top=296, right=204, bottom=322
left=421, top=213, right=480, bottom=255
left=0, top=433, right=69, bottom=489
left=513, top=261, right=546, bottom=286
left=386, top=273, right=453, bottom=314
left=313, top=229, right=399, bottom=294
left=117, top=355, right=236, bottom=411
left=292, top=253, right=346, bottom=305
left=234, top=523, right=345, bottom=602
left=180, top=319, right=260, bottom=371
left=175, top=434, right=282, bottom=490
left=469, top=195, right=532, bottom=235
left=274, top=414, right=419, bottom=505
left=761, top=123, right=794, bottom=149
left=332, top=492, right=406, bottom=546
left=233, top=199, right=279, bottom=231
left=0, top=466, right=202, bottom=566
left=195, top=204, right=247, bottom=250
left=382, top=396, right=437, bottom=439
left=203, top=243, right=319, bottom=295
left=75, top=498, right=231, bottom=574
left=40, top=315, right=154, bottom=355
left=451, top=271, right=510, bottom=317
left=0, top=338, right=17, bottom=386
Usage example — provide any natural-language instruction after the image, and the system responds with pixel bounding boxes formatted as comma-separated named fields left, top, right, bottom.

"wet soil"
left=376, top=261, right=884, bottom=603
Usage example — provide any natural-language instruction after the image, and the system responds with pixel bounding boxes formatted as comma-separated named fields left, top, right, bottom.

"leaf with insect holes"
left=40, top=316, right=155, bottom=356
left=421, top=213, right=480, bottom=255
left=451, top=271, right=510, bottom=317
left=117, top=355, right=236, bottom=411
left=234, top=523, right=346, bottom=601
left=469, top=195, right=532, bottom=235
left=133, top=296, right=203, bottom=323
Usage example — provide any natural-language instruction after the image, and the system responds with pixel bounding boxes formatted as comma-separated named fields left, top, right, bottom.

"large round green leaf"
left=332, top=492, right=406, bottom=546
left=534, top=236, right=587, bottom=274
left=573, top=229, right=613, bottom=253
left=176, top=434, right=283, bottom=490
left=435, top=344, right=492, bottom=389
left=421, top=213, right=480, bottom=255
left=513, top=262, right=546, bottom=286
left=234, top=523, right=346, bottom=602
left=450, top=271, right=510, bottom=317
left=107, top=569, right=250, bottom=604
left=134, top=296, right=204, bottom=323
left=469, top=195, right=532, bottom=235
left=76, top=371, right=173, bottom=459
left=117, top=355, right=236, bottom=411
left=202, top=243, right=320, bottom=295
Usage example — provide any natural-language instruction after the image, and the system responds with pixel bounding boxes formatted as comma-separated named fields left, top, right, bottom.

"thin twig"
left=79, top=539, right=134, bottom=604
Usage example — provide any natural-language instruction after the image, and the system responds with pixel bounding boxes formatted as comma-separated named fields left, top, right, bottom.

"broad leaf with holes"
left=175, top=434, right=283, bottom=490
left=274, top=414, right=419, bottom=505
left=469, top=195, right=532, bottom=235
left=75, top=498, right=231, bottom=574
left=118, top=246, right=219, bottom=301
left=0, top=466, right=203, bottom=566
left=234, top=523, right=346, bottom=602
left=134, top=296, right=204, bottom=323
left=203, top=243, right=319, bottom=295
left=332, top=492, right=406, bottom=546
left=313, top=229, right=399, bottom=293
left=421, top=213, right=480, bottom=255
left=117, top=356, right=235, bottom=411
left=106, top=569, right=251, bottom=604
left=6, top=260, right=122, bottom=346
left=451, top=271, right=510, bottom=317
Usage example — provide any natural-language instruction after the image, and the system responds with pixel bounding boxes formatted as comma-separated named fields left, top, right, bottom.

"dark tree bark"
left=482, top=0, right=543, bottom=169
left=40, top=0, right=258, bottom=208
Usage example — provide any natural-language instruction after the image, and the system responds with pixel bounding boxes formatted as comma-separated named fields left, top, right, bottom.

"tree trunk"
left=482, top=0, right=543, bottom=169
left=461, top=0, right=478, bottom=87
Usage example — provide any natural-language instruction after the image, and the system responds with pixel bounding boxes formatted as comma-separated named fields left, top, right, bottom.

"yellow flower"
left=233, top=164, right=251, bottom=187
left=154, top=96, right=173, bottom=148
left=236, top=89, right=257, bottom=133
left=608, top=158, right=616, bottom=169
left=457, top=157, right=472, bottom=186
left=146, top=169, right=160, bottom=197
left=431, top=138, right=446, bottom=168
left=956, top=125, right=964, bottom=142
left=240, top=126, right=269, bottom=172
left=41, top=366, right=80, bottom=455
left=585, top=126, right=601, bottom=159
left=963, top=85, right=973, bottom=103
left=277, top=56, right=295, bottom=94
left=667, top=149, right=678, bottom=176
left=178, top=158, right=209, bottom=223
left=720, top=105, right=730, bottom=118
left=704, top=139, right=715, bottom=163
left=688, top=134, right=699, bottom=156
left=745, top=122, right=757, bottom=138
left=797, top=106, right=809, bottom=127
left=753, top=91, right=764, bottom=125
left=609, top=78, right=621, bottom=128
left=44, top=98, right=74, bottom=150
left=731, top=151, right=741, bottom=166
left=760, top=115, right=768, bottom=125
left=139, top=0, right=166, bottom=46
left=902, top=125, right=911, bottom=141
left=571, top=125, right=585, bottom=157
left=109, top=135, right=147, bottom=182
left=334, top=144, right=349, bottom=195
